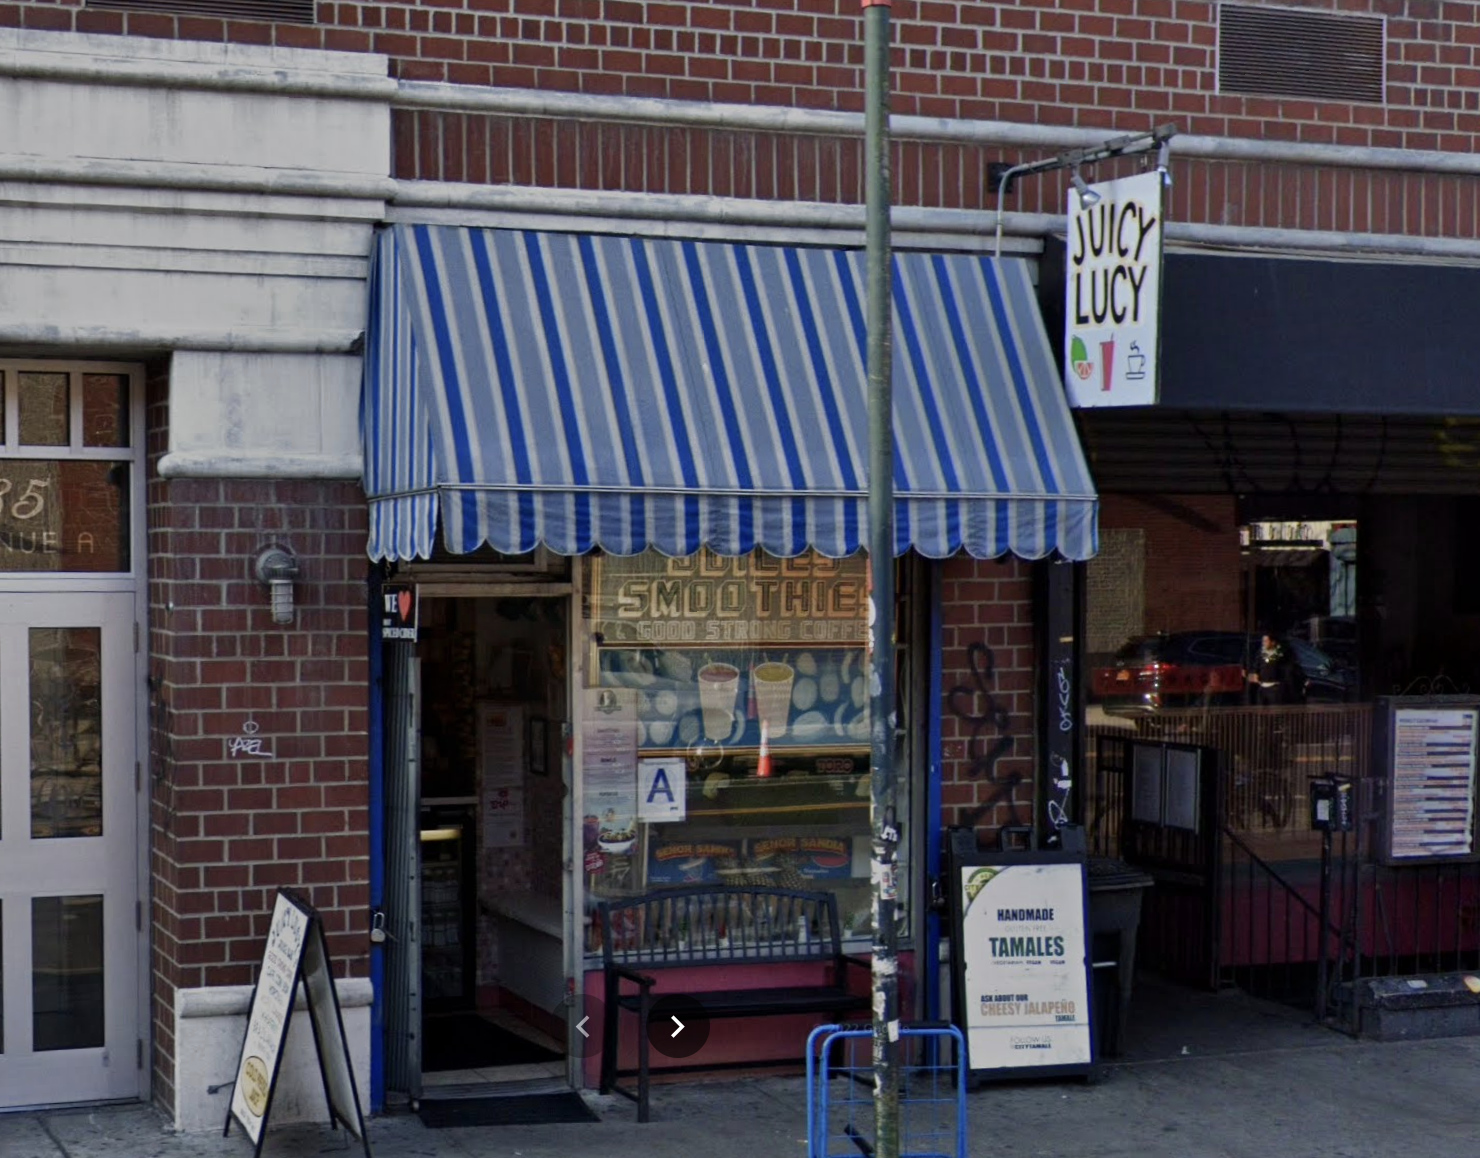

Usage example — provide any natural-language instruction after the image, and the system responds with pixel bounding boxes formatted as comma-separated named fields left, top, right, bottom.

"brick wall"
left=9, top=2, right=1480, bottom=237
left=1098, top=493, right=1241, bottom=639
left=938, top=554, right=1036, bottom=842
left=146, top=376, right=372, bottom=1109
left=1085, top=527, right=1146, bottom=656
left=20, top=0, right=1478, bottom=149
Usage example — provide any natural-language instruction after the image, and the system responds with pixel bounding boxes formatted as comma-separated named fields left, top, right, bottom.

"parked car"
left=1288, top=615, right=1358, bottom=671
left=1089, top=631, right=1357, bottom=713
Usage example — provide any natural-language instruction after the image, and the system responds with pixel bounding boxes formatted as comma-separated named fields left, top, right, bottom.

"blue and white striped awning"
left=361, top=224, right=1098, bottom=561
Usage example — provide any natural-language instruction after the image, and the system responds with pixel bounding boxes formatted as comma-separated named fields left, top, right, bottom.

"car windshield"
left=1287, top=638, right=1337, bottom=672
left=1113, top=637, right=1166, bottom=664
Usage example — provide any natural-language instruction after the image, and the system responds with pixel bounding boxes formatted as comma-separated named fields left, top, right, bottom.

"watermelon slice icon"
left=1070, top=335, right=1093, bottom=381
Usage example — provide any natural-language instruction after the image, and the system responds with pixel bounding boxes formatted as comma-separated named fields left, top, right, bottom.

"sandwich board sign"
left=225, top=889, right=371, bottom=1157
left=949, top=849, right=1096, bottom=1081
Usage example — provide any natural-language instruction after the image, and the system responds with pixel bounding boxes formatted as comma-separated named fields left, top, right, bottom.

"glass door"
left=0, top=592, right=139, bottom=1107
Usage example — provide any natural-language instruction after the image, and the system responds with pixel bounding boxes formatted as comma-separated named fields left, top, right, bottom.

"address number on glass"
left=0, top=478, right=49, bottom=519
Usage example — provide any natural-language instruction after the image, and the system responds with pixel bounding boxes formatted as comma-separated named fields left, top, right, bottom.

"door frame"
left=0, top=360, right=149, bottom=1107
left=374, top=578, right=578, bottom=1098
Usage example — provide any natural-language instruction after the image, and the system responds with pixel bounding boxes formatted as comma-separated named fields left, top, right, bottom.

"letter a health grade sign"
left=1064, top=168, right=1165, bottom=407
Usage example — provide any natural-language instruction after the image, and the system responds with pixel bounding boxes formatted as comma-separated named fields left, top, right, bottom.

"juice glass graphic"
left=1100, top=337, right=1115, bottom=393
left=752, top=661, right=796, bottom=739
left=697, top=662, right=740, bottom=741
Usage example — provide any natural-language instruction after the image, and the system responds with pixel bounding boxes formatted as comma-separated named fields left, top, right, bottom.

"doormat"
left=417, top=1091, right=599, bottom=1128
left=422, top=1013, right=562, bottom=1072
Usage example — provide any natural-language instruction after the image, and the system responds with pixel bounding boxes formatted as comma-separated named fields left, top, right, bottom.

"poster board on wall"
left=1376, top=696, right=1480, bottom=866
left=949, top=850, right=1095, bottom=1081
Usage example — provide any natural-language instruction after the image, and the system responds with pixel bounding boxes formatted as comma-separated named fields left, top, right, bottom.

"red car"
left=1090, top=631, right=1355, bottom=712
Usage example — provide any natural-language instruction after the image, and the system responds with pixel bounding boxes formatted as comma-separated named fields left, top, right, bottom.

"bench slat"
left=598, top=885, right=847, bottom=968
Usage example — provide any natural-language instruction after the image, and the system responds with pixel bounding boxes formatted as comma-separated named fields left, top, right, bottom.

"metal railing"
left=1086, top=702, right=1480, bottom=1025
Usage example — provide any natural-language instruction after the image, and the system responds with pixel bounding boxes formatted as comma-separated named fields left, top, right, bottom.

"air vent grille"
left=87, top=0, right=315, bottom=23
left=1219, top=4, right=1384, bottom=104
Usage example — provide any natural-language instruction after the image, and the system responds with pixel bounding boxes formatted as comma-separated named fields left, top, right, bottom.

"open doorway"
left=413, top=595, right=570, bottom=1088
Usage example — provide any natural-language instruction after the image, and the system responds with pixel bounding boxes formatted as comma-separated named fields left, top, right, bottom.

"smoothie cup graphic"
left=752, top=661, right=796, bottom=739
left=1100, top=337, right=1115, bottom=393
left=698, top=662, right=740, bottom=741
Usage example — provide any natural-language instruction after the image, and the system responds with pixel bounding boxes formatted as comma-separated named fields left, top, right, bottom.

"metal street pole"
left=863, top=3, right=899, bottom=1157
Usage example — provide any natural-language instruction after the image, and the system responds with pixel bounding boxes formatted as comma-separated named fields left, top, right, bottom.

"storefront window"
left=581, top=549, right=896, bottom=948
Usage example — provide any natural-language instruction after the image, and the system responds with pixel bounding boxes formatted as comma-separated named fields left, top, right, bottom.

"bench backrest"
left=598, top=886, right=845, bottom=970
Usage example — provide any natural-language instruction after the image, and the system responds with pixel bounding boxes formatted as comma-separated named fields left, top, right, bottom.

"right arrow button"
left=648, top=995, right=709, bottom=1059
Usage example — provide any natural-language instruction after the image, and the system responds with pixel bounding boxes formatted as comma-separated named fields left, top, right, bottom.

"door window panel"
left=18, top=373, right=69, bottom=447
left=30, top=627, right=103, bottom=840
left=0, top=461, right=130, bottom=574
left=80, top=375, right=130, bottom=449
left=31, top=896, right=104, bottom=1051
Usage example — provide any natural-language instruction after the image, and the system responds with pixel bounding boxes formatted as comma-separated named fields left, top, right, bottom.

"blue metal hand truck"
left=805, top=1022, right=968, bottom=1158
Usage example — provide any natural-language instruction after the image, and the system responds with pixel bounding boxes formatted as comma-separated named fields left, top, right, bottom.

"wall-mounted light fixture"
left=1070, top=169, right=1101, bottom=210
left=986, top=123, right=1177, bottom=257
left=253, top=546, right=300, bottom=625
left=1155, top=138, right=1173, bottom=187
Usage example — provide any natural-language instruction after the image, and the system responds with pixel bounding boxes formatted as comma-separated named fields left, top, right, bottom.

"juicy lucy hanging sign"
left=1064, top=168, right=1165, bottom=408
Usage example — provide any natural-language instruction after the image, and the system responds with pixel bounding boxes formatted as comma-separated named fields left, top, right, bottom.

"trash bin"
left=1087, top=858, right=1155, bottom=1058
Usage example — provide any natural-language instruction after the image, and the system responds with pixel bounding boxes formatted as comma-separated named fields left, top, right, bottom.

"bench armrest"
left=608, top=963, right=658, bottom=991
left=840, top=954, right=872, bottom=973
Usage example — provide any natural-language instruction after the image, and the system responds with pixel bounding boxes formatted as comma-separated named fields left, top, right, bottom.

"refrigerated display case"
left=420, top=809, right=475, bottom=1008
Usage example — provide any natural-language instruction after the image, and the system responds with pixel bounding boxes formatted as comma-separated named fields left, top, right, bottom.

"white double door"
left=0, top=592, right=141, bottom=1107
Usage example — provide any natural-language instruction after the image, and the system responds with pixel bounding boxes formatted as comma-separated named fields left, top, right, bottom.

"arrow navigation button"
left=648, top=995, right=710, bottom=1059
left=551, top=994, right=605, bottom=1059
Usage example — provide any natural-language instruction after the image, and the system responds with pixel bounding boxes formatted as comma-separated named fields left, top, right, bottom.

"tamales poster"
left=958, top=862, right=1093, bottom=1071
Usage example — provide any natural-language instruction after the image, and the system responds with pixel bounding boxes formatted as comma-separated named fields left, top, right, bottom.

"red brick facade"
left=18, top=0, right=1477, bottom=148
left=18, top=0, right=1457, bottom=1113
left=1099, top=494, right=1242, bottom=637
left=938, top=555, right=1036, bottom=838
left=145, top=376, right=372, bottom=1107
left=10, top=1, right=1479, bottom=237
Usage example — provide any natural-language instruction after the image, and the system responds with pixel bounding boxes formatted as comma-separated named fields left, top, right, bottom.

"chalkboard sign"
left=948, top=850, right=1096, bottom=1082
left=225, top=890, right=371, bottom=1157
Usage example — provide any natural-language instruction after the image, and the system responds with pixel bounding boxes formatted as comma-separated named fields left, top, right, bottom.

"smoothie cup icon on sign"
left=1100, top=337, right=1115, bottom=393
left=752, top=662, right=795, bottom=739
left=698, top=662, right=740, bottom=741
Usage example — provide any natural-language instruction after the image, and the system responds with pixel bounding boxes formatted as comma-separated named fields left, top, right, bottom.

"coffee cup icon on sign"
left=1125, top=340, right=1147, bottom=381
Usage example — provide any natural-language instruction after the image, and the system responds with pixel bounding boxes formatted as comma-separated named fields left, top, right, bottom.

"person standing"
left=1245, top=635, right=1305, bottom=821
left=1248, top=633, right=1303, bottom=705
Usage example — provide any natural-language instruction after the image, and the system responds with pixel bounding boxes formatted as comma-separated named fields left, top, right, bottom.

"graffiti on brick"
left=945, top=640, right=1023, bottom=829
left=230, top=718, right=275, bottom=759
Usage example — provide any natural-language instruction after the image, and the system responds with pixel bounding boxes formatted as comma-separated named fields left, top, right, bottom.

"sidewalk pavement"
left=6, top=979, right=1480, bottom=1158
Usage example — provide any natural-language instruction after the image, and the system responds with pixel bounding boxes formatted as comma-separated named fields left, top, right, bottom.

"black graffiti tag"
left=946, top=641, right=1021, bottom=829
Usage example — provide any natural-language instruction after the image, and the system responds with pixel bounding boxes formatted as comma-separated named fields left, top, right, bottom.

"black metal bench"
left=597, top=885, right=870, bottom=1122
